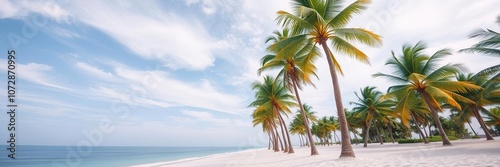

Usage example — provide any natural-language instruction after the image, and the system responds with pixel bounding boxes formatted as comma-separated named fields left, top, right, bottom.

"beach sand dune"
left=134, top=137, right=500, bottom=167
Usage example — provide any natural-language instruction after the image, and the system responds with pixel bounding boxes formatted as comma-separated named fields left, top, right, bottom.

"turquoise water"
left=0, top=145, right=255, bottom=167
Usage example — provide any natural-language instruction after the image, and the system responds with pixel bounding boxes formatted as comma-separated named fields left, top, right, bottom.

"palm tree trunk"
left=334, top=130, right=341, bottom=145
left=388, top=123, right=395, bottom=143
left=411, top=111, right=429, bottom=144
left=428, top=122, right=432, bottom=137
left=278, top=112, right=295, bottom=153
left=472, top=105, right=494, bottom=140
left=291, top=78, right=319, bottom=155
left=423, top=124, right=429, bottom=138
left=320, top=42, right=355, bottom=158
left=304, top=134, right=309, bottom=147
left=268, top=135, right=272, bottom=150
left=270, top=126, right=279, bottom=151
left=272, top=120, right=283, bottom=151
left=467, top=119, right=478, bottom=136
left=351, top=128, right=359, bottom=145
left=277, top=117, right=288, bottom=153
left=364, top=117, right=373, bottom=147
left=374, top=123, right=383, bottom=145
left=299, top=134, right=303, bottom=147
left=421, top=94, right=452, bottom=146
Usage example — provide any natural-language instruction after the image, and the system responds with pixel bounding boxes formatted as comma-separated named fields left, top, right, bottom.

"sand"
left=133, top=137, right=500, bottom=167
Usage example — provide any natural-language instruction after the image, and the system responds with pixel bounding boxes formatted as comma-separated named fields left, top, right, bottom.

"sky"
left=0, top=0, right=499, bottom=148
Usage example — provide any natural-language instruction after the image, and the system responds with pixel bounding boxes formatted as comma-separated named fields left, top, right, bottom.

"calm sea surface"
left=0, top=145, right=255, bottom=167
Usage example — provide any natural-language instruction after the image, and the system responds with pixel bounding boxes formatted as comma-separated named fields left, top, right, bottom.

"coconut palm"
left=451, top=71, right=500, bottom=140
left=251, top=106, right=279, bottom=151
left=459, top=15, right=500, bottom=56
left=351, top=86, right=393, bottom=147
left=249, top=76, right=297, bottom=153
left=259, top=29, right=320, bottom=155
left=374, top=41, right=480, bottom=146
left=274, top=0, right=382, bottom=158
left=345, top=109, right=362, bottom=145
left=485, top=107, right=500, bottom=126
left=297, top=104, right=319, bottom=146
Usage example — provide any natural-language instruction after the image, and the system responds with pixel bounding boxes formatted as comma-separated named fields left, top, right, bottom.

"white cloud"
left=0, top=0, right=71, bottom=22
left=75, top=62, right=116, bottom=80
left=64, top=1, right=217, bottom=70
left=0, top=59, right=69, bottom=90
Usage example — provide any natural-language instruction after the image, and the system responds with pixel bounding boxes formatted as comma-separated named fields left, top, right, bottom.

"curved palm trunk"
left=467, top=119, right=478, bottom=136
left=299, top=134, right=303, bottom=147
left=292, top=78, right=319, bottom=155
left=421, top=94, right=452, bottom=146
left=364, top=117, right=373, bottom=147
left=320, top=42, right=355, bottom=157
left=428, top=123, right=432, bottom=137
left=304, top=134, right=309, bottom=147
left=270, top=126, right=279, bottom=151
left=278, top=112, right=295, bottom=153
left=411, top=111, right=429, bottom=144
left=272, top=120, right=283, bottom=152
left=351, top=128, right=359, bottom=145
left=388, top=123, right=395, bottom=143
left=423, top=124, right=429, bottom=138
left=277, top=118, right=289, bottom=152
left=472, top=105, right=494, bottom=140
left=374, top=123, right=383, bottom=145
left=268, top=135, right=272, bottom=150
left=333, top=130, right=341, bottom=145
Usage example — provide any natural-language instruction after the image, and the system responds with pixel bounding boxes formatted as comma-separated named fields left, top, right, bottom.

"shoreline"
left=133, top=137, right=500, bottom=167
left=129, top=148, right=266, bottom=167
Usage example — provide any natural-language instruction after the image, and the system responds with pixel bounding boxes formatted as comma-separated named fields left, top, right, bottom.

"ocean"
left=0, top=145, right=256, bottom=167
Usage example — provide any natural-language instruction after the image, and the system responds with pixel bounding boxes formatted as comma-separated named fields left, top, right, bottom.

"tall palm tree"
left=249, top=76, right=297, bottom=153
left=274, top=0, right=382, bottom=158
left=374, top=41, right=480, bottom=146
left=351, top=86, right=393, bottom=147
left=459, top=15, right=500, bottom=56
left=260, top=29, right=320, bottom=155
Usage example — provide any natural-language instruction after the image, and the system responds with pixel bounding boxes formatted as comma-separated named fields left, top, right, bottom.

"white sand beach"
left=133, top=137, right=500, bottom=167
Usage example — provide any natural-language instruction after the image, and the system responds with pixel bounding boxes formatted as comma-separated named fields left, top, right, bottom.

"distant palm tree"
left=452, top=72, right=500, bottom=140
left=345, top=109, right=362, bottom=145
left=249, top=76, right=297, bottom=152
left=275, top=0, right=382, bottom=158
left=459, top=15, right=500, bottom=56
left=260, top=28, right=320, bottom=155
left=374, top=41, right=480, bottom=146
left=485, top=107, right=500, bottom=126
left=251, top=106, right=278, bottom=150
left=351, top=86, right=393, bottom=147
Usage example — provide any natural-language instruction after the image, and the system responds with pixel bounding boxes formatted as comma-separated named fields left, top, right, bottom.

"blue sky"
left=0, top=0, right=499, bottom=147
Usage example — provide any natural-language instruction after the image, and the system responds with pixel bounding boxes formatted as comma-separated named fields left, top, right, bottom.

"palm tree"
left=251, top=106, right=279, bottom=151
left=345, top=109, right=362, bottom=145
left=452, top=72, right=499, bottom=140
left=374, top=41, right=480, bottom=146
left=274, top=0, right=382, bottom=158
left=298, top=104, right=319, bottom=146
left=459, top=15, right=500, bottom=56
left=249, top=76, right=297, bottom=153
left=328, top=116, right=341, bottom=144
left=485, top=107, right=500, bottom=126
left=259, top=29, right=320, bottom=155
left=351, top=86, right=393, bottom=147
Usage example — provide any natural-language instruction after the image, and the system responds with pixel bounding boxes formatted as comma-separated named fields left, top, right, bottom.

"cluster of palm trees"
left=249, top=0, right=500, bottom=159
